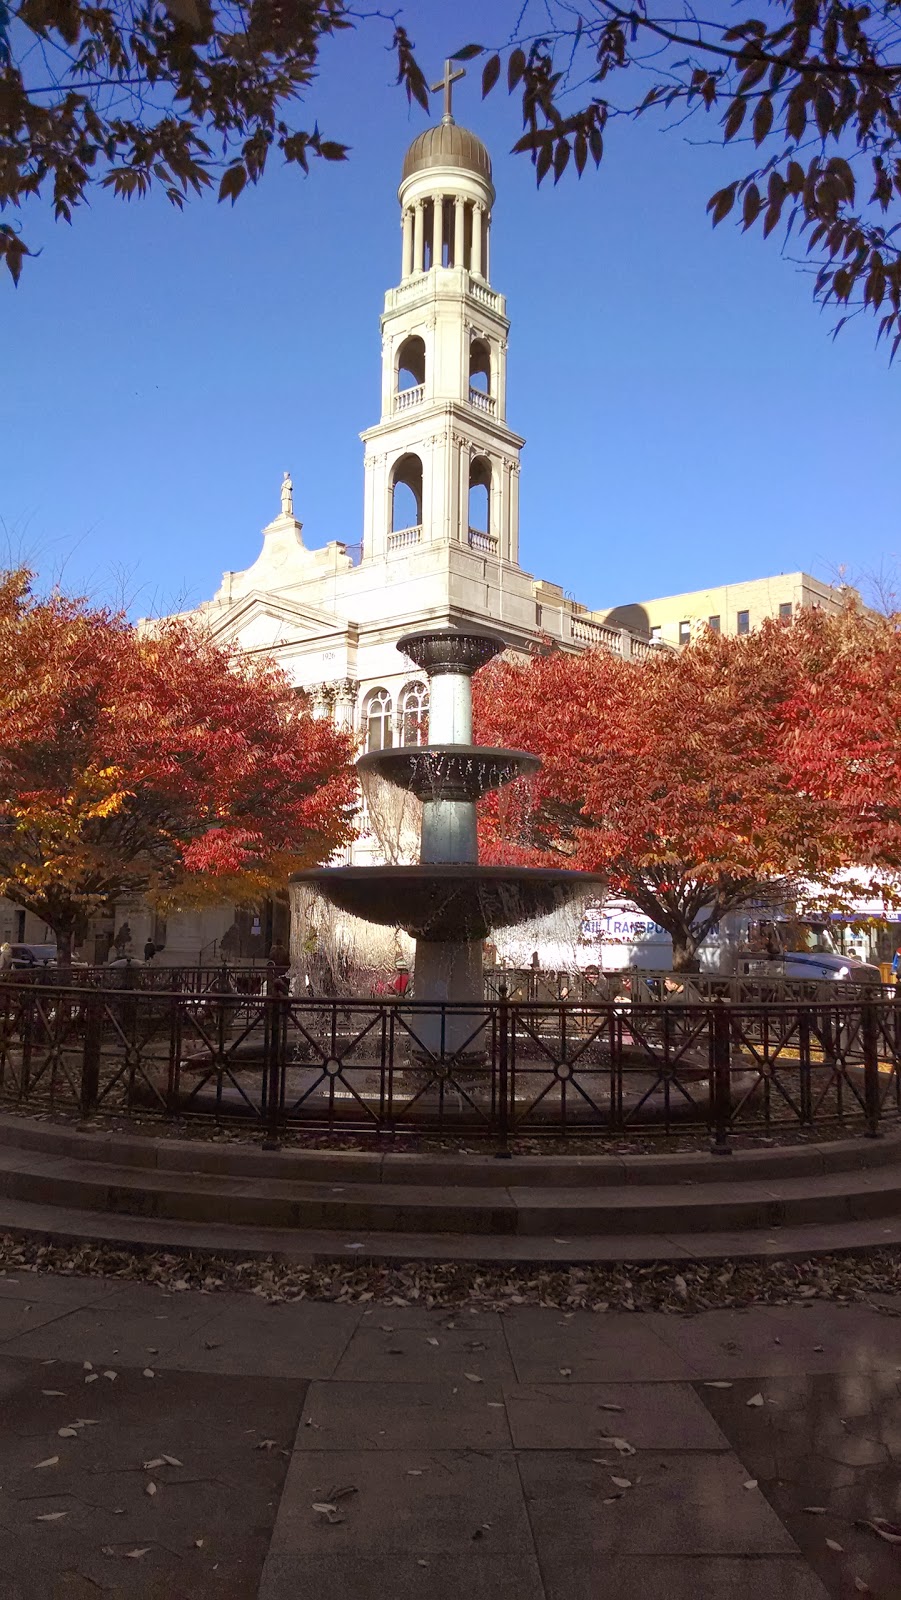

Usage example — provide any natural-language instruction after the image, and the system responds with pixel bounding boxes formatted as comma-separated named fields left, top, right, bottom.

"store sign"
left=581, top=906, right=666, bottom=943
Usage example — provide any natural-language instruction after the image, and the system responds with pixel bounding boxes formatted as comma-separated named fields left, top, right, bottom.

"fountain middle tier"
left=357, top=744, right=540, bottom=803
left=292, top=862, right=604, bottom=943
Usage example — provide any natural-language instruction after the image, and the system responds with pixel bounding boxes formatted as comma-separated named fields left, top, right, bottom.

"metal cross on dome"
left=431, top=57, right=465, bottom=122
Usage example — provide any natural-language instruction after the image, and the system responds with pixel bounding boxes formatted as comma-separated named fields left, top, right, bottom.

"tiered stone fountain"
left=292, top=629, right=603, bottom=1056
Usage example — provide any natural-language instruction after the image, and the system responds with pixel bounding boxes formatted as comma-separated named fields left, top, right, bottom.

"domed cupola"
left=397, top=59, right=496, bottom=281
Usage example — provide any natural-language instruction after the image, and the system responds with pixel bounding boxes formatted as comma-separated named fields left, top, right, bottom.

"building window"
left=708, top=614, right=721, bottom=633
left=364, top=688, right=393, bottom=751
left=400, top=680, right=429, bottom=745
left=650, top=625, right=662, bottom=643
left=779, top=601, right=792, bottom=621
left=737, top=610, right=750, bottom=635
left=678, top=620, right=690, bottom=646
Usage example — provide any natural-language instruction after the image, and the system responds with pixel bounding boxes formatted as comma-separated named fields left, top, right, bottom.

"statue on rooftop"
left=280, top=470, right=293, bottom=518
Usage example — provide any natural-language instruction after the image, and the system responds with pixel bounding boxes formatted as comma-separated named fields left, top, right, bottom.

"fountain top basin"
left=398, top=629, right=506, bottom=678
left=357, top=745, right=540, bottom=802
left=291, top=863, right=606, bottom=942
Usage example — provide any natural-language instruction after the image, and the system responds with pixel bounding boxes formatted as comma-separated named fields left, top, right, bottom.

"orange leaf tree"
left=474, top=612, right=894, bottom=970
left=0, top=571, right=356, bottom=961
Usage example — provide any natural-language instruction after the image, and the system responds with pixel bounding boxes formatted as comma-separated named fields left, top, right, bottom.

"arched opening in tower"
left=468, top=456, right=491, bottom=535
left=469, top=337, right=491, bottom=395
left=396, top=335, right=426, bottom=394
left=391, top=453, right=423, bottom=532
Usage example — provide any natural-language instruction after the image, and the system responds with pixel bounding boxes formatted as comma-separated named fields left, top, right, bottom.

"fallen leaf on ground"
left=426, top=1338, right=439, bottom=1347
left=464, top=1373, right=482, bottom=1383
left=57, top=1427, right=78, bottom=1439
left=610, top=1477, right=631, bottom=1489
left=125, top=1548, right=151, bottom=1559
left=41, top=1390, right=66, bottom=1397
left=194, top=1538, right=204, bottom=1548
left=161, top=1455, right=183, bottom=1468
left=84, top=1374, right=98, bottom=1384
left=35, top=1511, right=67, bottom=1521
left=143, top=1458, right=166, bottom=1471
left=746, top=1393, right=764, bottom=1407
left=487, top=1401, right=504, bottom=1408
left=559, top=1368, right=572, bottom=1377
left=854, top=1578, right=871, bottom=1593
left=33, top=1457, right=59, bottom=1469
left=142, top=1369, right=155, bottom=1379
left=312, top=1502, right=337, bottom=1515
left=704, top=1381, right=733, bottom=1389
left=856, top=1518, right=901, bottom=1544
left=600, top=1436, right=636, bottom=1455
left=83, top=1362, right=93, bottom=1371
left=145, top=1482, right=157, bottom=1497
left=826, top=1538, right=844, bottom=1552
left=597, top=1403, right=623, bottom=1412
left=256, top=1440, right=277, bottom=1451
left=803, top=1507, right=826, bottom=1515
left=743, top=1480, right=758, bottom=1490
left=103, top=1370, right=117, bottom=1381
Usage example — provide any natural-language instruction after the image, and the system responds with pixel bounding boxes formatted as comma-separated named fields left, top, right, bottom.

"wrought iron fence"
left=0, top=979, right=898, bottom=1147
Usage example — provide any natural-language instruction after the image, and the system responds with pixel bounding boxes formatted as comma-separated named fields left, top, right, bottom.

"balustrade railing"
left=0, top=977, right=897, bottom=1146
left=468, top=388, right=497, bottom=415
left=394, top=384, right=425, bottom=412
left=570, top=615, right=625, bottom=651
left=468, top=527, right=498, bottom=554
left=468, top=278, right=500, bottom=309
left=387, top=525, right=422, bottom=551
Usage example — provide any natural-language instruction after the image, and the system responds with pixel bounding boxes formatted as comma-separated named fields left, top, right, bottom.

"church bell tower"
left=360, top=62, right=524, bottom=567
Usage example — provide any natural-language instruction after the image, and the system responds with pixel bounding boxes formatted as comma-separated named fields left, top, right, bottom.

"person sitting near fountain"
left=267, top=939, right=291, bottom=996
left=389, top=962, right=410, bottom=998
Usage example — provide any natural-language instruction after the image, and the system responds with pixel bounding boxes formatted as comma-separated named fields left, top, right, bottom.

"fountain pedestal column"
left=401, top=632, right=501, bottom=1059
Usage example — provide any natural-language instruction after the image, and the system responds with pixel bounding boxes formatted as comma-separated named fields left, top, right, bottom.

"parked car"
left=8, top=944, right=57, bottom=968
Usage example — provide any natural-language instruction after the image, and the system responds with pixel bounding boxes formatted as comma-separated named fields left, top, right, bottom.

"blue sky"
left=3, top=1, right=898, bottom=619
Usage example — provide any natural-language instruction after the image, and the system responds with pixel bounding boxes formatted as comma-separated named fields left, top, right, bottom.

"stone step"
left=0, top=1191, right=898, bottom=1266
left=0, top=1114, right=897, bottom=1188
left=1, top=1142, right=901, bottom=1236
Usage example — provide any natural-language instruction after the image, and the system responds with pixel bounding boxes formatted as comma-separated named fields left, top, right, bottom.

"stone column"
left=332, top=679, right=359, bottom=731
left=310, top=683, right=335, bottom=721
left=454, top=197, right=466, bottom=268
left=471, top=204, right=483, bottom=279
left=484, top=214, right=490, bottom=282
left=413, top=201, right=424, bottom=274
left=432, top=194, right=444, bottom=269
left=401, top=209, right=414, bottom=279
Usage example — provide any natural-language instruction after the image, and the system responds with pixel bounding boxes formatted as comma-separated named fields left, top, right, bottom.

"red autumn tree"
left=474, top=611, right=894, bottom=970
left=0, top=571, right=357, bottom=961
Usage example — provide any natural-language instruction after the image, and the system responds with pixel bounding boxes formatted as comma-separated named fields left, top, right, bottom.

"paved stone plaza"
left=0, top=1272, right=900, bottom=1596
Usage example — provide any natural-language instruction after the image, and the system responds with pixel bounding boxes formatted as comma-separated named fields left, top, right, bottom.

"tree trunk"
left=670, top=934, right=701, bottom=973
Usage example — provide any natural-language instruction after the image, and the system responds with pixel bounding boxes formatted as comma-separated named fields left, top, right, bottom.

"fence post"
left=709, top=1001, right=732, bottom=1155
left=494, top=984, right=512, bottom=1158
left=79, top=992, right=103, bottom=1123
left=262, top=978, right=286, bottom=1150
left=862, top=998, right=882, bottom=1139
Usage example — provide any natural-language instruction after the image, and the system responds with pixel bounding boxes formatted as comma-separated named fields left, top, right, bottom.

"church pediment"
left=208, top=591, right=352, bottom=653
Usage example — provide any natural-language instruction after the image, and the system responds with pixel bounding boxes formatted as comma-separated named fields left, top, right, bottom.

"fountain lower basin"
left=292, top=863, right=604, bottom=942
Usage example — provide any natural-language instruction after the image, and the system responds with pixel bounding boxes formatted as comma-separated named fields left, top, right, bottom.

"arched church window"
left=468, top=456, right=491, bottom=545
left=400, top=681, right=429, bottom=746
left=391, top=453, right=423, bottom=532
left=469, top=337, right=491, bottom=394
left=396, top=335, right=425, bottom=393
left=364, top=688, right=393, bottom=752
